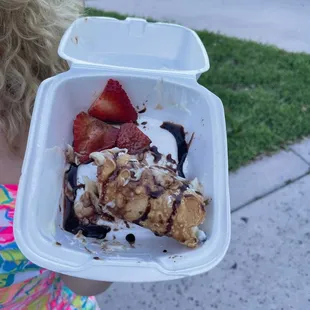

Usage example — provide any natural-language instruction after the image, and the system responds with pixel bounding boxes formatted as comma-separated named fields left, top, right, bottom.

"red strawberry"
left=73, top=112, right=119, bottom=163
left=88, top=79, right=138, bottom=123
left=116, top=123, right=151, bottom=154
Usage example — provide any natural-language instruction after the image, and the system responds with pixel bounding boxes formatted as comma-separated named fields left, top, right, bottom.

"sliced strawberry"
left=116, top=123, right=151, bottom=154
left=88, top=79, right=138, bottom=123
left=73, top=112, right=119, bottom=163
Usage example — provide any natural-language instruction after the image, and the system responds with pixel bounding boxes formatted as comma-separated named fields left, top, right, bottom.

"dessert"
left=64, top=78, right=209, bottom=248
left=91, top=149, right=206, bottom=248
left=116, top=123, right=152, bottom=154
left=73, top=112, right=119, bottom=163
left=88, top=79, right=138, bottom=123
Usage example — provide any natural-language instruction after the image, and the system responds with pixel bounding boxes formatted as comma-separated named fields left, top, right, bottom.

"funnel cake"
left=90, top=148, right=206, bottom=248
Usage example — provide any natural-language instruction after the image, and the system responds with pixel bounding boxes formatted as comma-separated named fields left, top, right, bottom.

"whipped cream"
left=138, top=116, right=178, bottom=162
left=193, top=227, right=208, bottom=243
left=76, top=163, right=97, bottom=186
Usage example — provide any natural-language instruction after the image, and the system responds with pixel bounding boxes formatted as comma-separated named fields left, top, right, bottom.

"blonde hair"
left=0, top=0, right=83, bottom=147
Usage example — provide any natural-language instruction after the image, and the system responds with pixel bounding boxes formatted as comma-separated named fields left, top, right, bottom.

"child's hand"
left=60, top=274, right=112, bottom=296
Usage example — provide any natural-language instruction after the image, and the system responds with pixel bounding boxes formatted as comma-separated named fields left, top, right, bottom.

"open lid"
left=58, top=17, right=209, bottom=78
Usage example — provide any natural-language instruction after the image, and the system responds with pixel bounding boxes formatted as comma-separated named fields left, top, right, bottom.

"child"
left=0, top=1, right=110, bottom=308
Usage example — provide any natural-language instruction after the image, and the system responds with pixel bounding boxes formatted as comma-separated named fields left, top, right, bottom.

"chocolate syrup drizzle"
left=165, top=184, right=188, bottom=235
left=160, top=122, right=190, bottom=178
left=133, top=202, right=152, bottom=225
left=149, top=146, right=162, bottom=164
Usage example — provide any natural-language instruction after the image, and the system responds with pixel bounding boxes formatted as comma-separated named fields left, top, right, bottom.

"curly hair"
left=0, top=0, right=83, bottom=147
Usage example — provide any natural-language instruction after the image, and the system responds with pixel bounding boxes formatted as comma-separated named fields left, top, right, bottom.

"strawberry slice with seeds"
left=88, top=79, right=138, bottom=123
left=116, top=123, right=151, bottom=154
left=73, top=112, right=119, bottom=163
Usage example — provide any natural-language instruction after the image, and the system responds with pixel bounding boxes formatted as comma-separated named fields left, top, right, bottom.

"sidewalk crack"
left=289, top=147, right=310, bottom=165
left=232, top=170, right=310, bottom=213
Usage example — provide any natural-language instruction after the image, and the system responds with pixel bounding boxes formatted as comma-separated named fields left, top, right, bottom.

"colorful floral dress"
left=0, top=185, right=100, bottom=309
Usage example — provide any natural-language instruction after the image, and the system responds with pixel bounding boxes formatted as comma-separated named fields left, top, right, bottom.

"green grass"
left=85, top=8, right=310, bottom=171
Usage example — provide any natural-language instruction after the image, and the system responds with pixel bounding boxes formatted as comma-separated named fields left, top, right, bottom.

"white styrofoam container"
left=14, top=17, right=230, bottom=282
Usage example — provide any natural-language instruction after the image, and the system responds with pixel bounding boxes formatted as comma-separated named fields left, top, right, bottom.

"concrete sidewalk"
left=86, top=0, right=310, bottom=53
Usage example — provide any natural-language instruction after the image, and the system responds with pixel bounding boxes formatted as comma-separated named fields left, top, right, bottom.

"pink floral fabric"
left=0, top=185, right=99, bottom=309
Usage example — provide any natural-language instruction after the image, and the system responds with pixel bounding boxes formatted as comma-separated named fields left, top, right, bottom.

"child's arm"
left=60, top=274, right=112, bottom=296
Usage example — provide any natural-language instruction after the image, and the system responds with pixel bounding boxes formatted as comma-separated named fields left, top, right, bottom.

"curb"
left=230, top=138, right=310, bottom=211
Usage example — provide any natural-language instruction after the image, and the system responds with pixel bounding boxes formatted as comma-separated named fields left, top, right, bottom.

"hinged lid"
left=58, top=17, right=209, bottom=78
